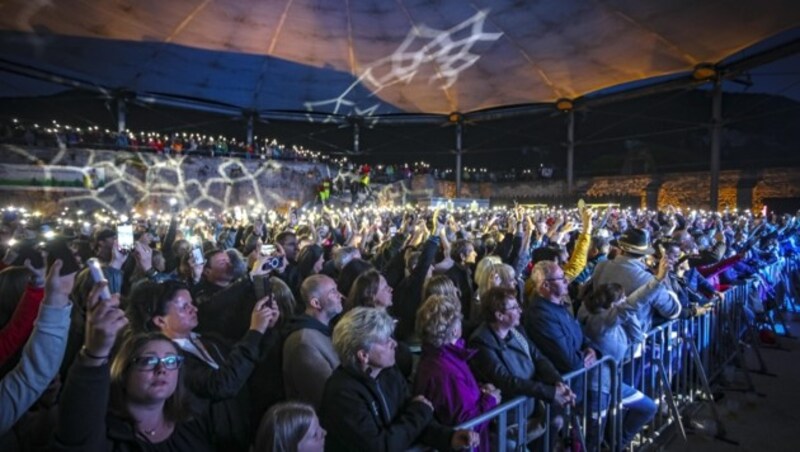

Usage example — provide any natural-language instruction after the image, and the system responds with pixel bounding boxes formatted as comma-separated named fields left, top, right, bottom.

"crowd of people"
left=0, top=118, right=555, bottom=183
left=0, top=199, right=797, bottom=451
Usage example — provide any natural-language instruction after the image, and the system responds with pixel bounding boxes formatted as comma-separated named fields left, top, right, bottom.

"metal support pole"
left=567, top=110, right=575, bottom=194
left=710, top=79, right=722, bottom=210
left=353, top=122, right=360, bottom=154
left=116, top=98, right=127, bottom=134
left=246, top=114, right=254, bottom=148
left=455, top=122, right=463, bottom=198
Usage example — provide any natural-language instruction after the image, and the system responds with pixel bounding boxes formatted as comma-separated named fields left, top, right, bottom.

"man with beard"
left=282, top=274, right=343, bottom=409
left=273, top=231, right=300, bottom=292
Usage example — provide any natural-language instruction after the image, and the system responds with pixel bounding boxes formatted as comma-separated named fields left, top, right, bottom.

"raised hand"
left=83, top=281, right=128, bottom=363
left=42, top=259, right=76, bottom=306
left=250, top=296, right=279, bottom=333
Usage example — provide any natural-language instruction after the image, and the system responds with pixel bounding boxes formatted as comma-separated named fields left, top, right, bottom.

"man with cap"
left=591, top=228, right=681, bottom=332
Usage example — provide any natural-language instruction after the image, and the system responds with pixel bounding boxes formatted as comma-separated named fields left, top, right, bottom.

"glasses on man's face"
left=132, top=354, right=184, bottom=371
left=546, top=276, right=567, bottom=283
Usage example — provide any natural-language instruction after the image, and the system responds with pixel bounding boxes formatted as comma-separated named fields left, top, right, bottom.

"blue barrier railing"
left=456, top=257, right=798, bottom=451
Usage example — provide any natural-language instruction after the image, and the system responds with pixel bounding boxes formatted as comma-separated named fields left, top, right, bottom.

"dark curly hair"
left=125, top=280, right=190, bottom=333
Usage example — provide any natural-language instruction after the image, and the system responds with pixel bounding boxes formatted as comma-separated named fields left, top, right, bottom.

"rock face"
left=0, top=145, right=334, bottom=212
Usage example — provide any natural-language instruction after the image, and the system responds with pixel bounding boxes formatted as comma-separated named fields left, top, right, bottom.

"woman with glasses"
left=126, top=279, right=279, bottom=450
left=468, top=287, right=573, bottom=449
left=54, top=283, right=221, bottom=451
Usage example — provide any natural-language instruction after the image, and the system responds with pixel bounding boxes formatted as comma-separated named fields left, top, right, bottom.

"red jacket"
left=0, top=284, right=45, bottom=366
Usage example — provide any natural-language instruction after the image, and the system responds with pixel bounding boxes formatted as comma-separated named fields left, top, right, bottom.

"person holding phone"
left=0, top=260, right=75, bottom=434
left=54, top=291, right=225, bottom=451
left=126, top=279, right=279, bottom=450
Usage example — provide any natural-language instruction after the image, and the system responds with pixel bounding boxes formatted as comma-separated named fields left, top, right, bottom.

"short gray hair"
left=332, top=307, right=395, bottom=370
left=531, top=260, right=560, bottom=290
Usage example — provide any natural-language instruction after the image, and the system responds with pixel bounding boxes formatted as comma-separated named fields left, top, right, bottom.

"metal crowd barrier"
left=457, top=257, right=799, bottom=451
left=456, top=396, right=528, bottom=452
left=560, top=355, right=621, bottom=452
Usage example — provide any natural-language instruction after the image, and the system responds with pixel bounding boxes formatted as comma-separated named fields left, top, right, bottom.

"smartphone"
left=46, top=237, right=81, bottom=276
left=191, top=247, right=205, bottom=265
left=86, top=257, right=111, bottom=301
left=261, top=244, right=276, bottom=256
left=253, top=274, right=273, bottom=301
left=117, top=224, right=134, bottom=251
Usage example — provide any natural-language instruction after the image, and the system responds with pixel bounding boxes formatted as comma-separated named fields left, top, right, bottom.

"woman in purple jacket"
left=414, top=294, right=500, bottom=451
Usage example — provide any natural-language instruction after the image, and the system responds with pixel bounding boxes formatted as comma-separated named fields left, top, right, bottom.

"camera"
left=262, top=255, right=282, bottom=271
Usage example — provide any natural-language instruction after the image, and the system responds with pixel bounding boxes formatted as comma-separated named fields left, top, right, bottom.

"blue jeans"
left=620, top=384, right=657, bottom=446
left=583, top=384, right=656, bottom=450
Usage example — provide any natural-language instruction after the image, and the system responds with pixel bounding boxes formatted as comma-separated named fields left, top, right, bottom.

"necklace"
left=139, top=421, right=160, bottom=437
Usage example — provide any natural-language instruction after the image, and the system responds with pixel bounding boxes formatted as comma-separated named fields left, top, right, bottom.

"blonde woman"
left=414, top=295, right=499, bottom=452
left=422, top=274, right=461, bottom=302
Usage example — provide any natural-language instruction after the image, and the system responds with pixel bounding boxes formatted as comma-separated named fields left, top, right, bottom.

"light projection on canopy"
left=0, top=0, right=799, bottom=117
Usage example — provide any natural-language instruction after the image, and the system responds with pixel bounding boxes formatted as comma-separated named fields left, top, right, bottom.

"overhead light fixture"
left=555, top=98, right=573, bottom=112
left=692, top=63, right=718, bottom=81
left=448, top=112, right=462, bottom=123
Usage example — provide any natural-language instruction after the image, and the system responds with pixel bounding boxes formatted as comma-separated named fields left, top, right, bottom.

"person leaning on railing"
left=413, top=295, right=500, bottom=452
left=468, top=286, right=575, bottom=448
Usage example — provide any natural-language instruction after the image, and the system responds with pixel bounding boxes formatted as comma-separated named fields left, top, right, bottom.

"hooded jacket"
left=577, top=277, right=662, bottom=363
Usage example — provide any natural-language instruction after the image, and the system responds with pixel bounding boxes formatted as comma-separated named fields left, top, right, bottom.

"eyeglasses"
left=546, top=276, right=567, bottom=282
left=503, top=304, right=522, bottom=312
left=131, top=354, right=184, bottom=371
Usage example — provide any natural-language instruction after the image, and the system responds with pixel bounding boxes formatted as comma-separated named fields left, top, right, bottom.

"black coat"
left=320, top=366, right=453, bottom=452
left=53, top=363, right=215, bottom=452
left=390, top=236, right=439, bottom=342
left=445, top=263, right=474, bottom=319
left=181, top=332, right=262, bottom=451
left=468, top=323, right=561, bottom=404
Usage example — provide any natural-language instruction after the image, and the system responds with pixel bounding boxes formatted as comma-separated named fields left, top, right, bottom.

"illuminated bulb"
left=44, top=230, right=55, bottom=240
left=169, top=197, right=178, bottom=206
